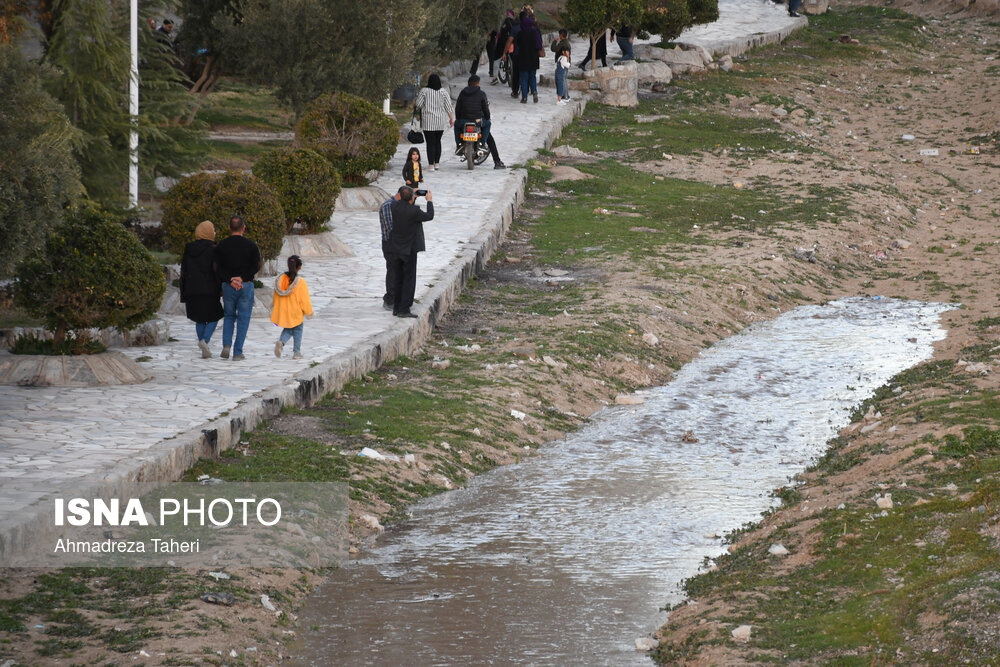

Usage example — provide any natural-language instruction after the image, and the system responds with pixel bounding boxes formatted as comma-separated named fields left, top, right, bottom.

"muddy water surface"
left=295, top=298, right=951, bottom=666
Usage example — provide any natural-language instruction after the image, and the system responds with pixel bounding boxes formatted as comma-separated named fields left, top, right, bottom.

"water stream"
left=293, top=297, right=952, bottom=666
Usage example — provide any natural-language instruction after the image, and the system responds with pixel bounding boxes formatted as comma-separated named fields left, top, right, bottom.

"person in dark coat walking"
left=386, top=187, right=434, bottom=318
left=179, top=220, right=224, bottom=358
left=516, top=14, right=542, bottom=103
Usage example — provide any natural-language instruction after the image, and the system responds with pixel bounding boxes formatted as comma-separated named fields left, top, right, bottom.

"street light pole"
left=128, top=0, right=139, bottom=208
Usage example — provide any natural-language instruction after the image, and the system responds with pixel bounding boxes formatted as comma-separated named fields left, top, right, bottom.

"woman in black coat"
left=516, top=15, right=542, bottom=103
left=179, top=220, right=224, bottom=358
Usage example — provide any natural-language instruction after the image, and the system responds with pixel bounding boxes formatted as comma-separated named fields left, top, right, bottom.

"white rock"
left=261, top=595, right=276, bottom=612
left=875, top=494, right=893, bottom=509
left=772, top=107, right=789, bottom=117
left=768, top=543, right=790, bottom=556
left=635, top=637, right=659, bottom=651
left=892, top=239, right=911, bottom=249
left=731, top=624, right=752, bottom=642
left=208, top=571, right=230, bottom=580
left=404, top=453, right=416, bottom=465
left=230, top=649, right=239, bottom=658
left=718, top=55, right=734, bottom=72
left=642, top=332, right=659, bottom=347
left=139, top=650, right=151, bottom=657
left=553, top=144, right=589, bottom=159
left=431, top=359, right=451, bottom=370
left=542, top=355, right=567, bottom=368
left=615, top=394, right=645, bottom=405
left=511, top=409, right=527, bottom=420
left=359, top=513, right=384, bottom=532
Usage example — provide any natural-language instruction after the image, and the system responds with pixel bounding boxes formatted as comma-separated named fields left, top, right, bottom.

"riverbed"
left=294, top=297, right=951, bottom=666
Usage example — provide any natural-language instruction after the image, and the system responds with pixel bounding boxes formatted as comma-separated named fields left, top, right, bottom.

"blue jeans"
left=279, top=323, right=304, bottom=354
left=195, top=320, right=218, bottom=343
left=519, top=69, right=537, bottom=98
left=555, top=64, right=568, bottom=98
left=221, top=282, right=254, bottom=356
left=617, top=36, right=634, bottom=61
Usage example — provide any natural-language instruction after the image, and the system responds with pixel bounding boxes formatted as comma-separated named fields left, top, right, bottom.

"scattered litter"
left=201, top=592, right=235, bottom=606
left=208, top=571, right=231, bottom=581
left=140, top=650, right=151, bottom=657
left=431, top=359, right=451, bottom=370
left=359, top=514, right=384, bottom=532
left=358, top=447, right=386, bottom=461
left=918, top=148, right=938, bottom=156
left=230, top=649, right=239, bottom=658
left=901, top=134, right=915, bottom=141
left=404, top=454, right=416, bottom=465
left=768, top=543, right=790, bottom=556
left=681, top=430, right=698, bottom=443
left=969, top=146, right=981, bottom=155
left=875, top=494, right=893, bottom=509
left=510, top=409, right=527, bottom=421
left=260, top=594, right=277, bottom=612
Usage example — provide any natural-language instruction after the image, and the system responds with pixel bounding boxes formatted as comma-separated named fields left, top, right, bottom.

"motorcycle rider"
left=454, top=74, right=507, bottom=169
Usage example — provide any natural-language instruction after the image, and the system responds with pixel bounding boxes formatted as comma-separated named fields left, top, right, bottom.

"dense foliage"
left=295, top=92, right=399, bottom=184
left=642, top=0, right=693, bottom=42
left=14, top=205, right=165, bottom=347
left=160, top=171, right=286, bottom=260
left=253, top=147, right=341, bottom=234
left=0, top=44, right=81, bottom=278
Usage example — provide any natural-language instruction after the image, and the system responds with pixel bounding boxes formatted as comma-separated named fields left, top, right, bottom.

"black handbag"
left=407, top=114, right=424, bottom=144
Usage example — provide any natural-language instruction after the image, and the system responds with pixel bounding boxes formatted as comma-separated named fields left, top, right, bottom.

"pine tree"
left=43, top=0, right=130, bottom=207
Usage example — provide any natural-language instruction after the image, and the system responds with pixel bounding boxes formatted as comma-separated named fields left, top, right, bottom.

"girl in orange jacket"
left=271, top=255, right=313, bottom=359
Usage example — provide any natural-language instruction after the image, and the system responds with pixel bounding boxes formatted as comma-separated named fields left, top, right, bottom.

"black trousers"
left=425, top=129, right=444, bottom=165
left=391, top=250, right=418, bottom=314
left=509, top=59, right=520, bottom=95
left=382, top=241, right=396, bottom=306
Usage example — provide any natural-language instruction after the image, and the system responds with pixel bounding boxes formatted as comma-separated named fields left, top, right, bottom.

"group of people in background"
left=179, top=216, right=312, bottom=362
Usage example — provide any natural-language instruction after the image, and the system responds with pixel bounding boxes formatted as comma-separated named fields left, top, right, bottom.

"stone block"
left=636, top=60, right=672, bottom=86
left=655, top=48, right=707, bottom=74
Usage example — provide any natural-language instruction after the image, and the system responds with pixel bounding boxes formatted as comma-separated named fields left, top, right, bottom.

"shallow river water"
left=294, top=297, right=952, bottom=666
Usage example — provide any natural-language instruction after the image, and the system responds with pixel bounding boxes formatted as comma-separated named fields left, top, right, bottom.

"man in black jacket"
left=387, top=187, right=434, bottom=318
left=453, top=75, right=507, bottom=169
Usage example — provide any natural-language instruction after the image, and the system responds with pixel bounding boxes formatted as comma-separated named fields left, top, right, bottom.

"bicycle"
left=497, top=56, right=512, bottom=85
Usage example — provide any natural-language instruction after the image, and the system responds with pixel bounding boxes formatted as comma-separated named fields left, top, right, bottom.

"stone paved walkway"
left=0, top=1, right=804, bottom=561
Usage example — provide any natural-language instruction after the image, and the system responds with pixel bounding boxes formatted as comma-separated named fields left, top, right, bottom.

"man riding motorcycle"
left=453, top=75, right=506, bottom=170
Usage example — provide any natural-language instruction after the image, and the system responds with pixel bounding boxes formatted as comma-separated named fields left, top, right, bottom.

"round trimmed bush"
left=15, top=204, right=166, bottom=347
left=160, top=170, right=286, bottom=261
left=295, top=92, right=398, bottom=184
left=687, top=0, right=718, bottom=26
left=253, top=147, right=341, bottom=234
left=642, top=0, right=692, bottom=42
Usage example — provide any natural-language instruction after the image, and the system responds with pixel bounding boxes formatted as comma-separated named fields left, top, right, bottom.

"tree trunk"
left=53, top=323, right=66, bottom=348
left=188, top=55, right=216, bottom=94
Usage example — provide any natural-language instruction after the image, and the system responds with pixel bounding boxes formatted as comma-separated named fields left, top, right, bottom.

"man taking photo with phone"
left=386, top=186, right=434, bottom=318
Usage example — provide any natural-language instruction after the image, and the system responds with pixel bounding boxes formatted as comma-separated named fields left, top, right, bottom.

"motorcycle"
left=459, top=119, right=491, bottom=170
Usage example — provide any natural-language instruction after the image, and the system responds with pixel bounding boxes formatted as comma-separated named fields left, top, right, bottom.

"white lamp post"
left=128, top=0, right=139, bottom=208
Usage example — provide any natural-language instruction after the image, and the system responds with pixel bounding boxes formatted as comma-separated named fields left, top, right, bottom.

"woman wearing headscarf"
left=413, top=73, right=455, bottom=171
left=179, top=220, right=224, bottom=358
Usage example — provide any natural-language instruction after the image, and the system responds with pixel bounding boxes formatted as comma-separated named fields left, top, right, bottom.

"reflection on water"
left=294, top=298, right=952, bottom=666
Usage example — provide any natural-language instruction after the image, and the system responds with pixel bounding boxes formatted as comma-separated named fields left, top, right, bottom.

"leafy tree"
left=564, top=0, right=644, bottom=70
left=0, top=0, right=30, bottom=43
left=174, top=0, right=244, bottom=122
left=43, top=0, right=130, bottom=207
left=641, top=0, right=691, bottom=42
left=15, top=204, right=165, bottom=347
left=136, top=1, right=206, bottom=181
left=421, top=0, right=506, bottom=68
left=231, top=0, right=427, bottom=113
left=686, top=0, right=719, bottom=27
left=0, top=44, right=81, bottom=277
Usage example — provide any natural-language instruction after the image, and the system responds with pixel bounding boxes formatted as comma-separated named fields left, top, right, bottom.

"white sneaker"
left=557, top=99, right=566, bottom=106
left=274, top=340, right=283, bottom=358
left=198, top=340, right=210, bottom=358
left=292, top=352, right=303, bottom=360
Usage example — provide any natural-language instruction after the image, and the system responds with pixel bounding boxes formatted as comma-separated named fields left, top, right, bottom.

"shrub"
left=295, top=92, right=398, bottom=184
left=642, top=0, right=692, bottom=42
left=253, top=147, right=341, bottom=234
left=160, top=171, right=286, bottom=261
left=687, top=0, right=718, bottom=27
left=14, top=204, right=166, bottom=348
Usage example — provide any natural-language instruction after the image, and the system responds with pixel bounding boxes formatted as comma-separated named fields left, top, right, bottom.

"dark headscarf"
left=428, top=73, right=441, bottom=91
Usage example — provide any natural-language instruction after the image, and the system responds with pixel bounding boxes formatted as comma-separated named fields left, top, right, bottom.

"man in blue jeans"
left=213, top=215, right=262, bottom=361
left=615, top=24, right=634, bottom=63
